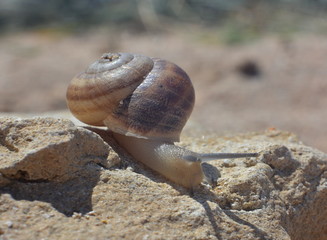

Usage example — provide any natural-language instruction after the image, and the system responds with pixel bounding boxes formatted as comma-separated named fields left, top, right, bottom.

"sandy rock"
left=0, top=117, right=119, bottom=217
left=0, top=117, right=114, bottom=185
left=0, top=118, right=326, bottom=240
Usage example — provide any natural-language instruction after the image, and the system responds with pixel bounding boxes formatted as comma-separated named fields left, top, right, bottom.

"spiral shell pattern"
left=66, top=53, right=195, bottom=142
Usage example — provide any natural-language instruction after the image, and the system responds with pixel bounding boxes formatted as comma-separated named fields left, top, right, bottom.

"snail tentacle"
left=198, top=152, right=259, bottom=162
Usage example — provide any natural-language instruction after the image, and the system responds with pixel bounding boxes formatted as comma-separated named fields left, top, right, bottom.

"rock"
left=0, top=118, right=326, bottom=240
left=0, top=117, right=114, bottom=184
left=0, top=117, right=119, bottom=216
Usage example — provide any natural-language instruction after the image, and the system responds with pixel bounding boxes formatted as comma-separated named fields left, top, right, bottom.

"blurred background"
left=0, top=0, right=327, bottom=152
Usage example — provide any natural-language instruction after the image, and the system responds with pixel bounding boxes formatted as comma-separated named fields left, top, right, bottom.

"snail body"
left=113, top=133, right=204, bottom=188
left=66, top=52, right=257, bottom=189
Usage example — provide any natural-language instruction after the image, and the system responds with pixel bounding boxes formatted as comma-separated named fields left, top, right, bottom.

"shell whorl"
left=66, top=52, right=195, bottom=142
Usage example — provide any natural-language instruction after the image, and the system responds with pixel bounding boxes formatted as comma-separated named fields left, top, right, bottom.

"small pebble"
left=244, top=158, right=257, bottom=167
left=86, top=211, right=96, bottom=216
left=72, top=212, right=82, bottom=219
left=222, top=159, right=236, bottom=167
left=5, top=221, right=13, bottom=228
left=126, top=166, right=134, bottom=172
left=42, top=213, right=54, bottom=219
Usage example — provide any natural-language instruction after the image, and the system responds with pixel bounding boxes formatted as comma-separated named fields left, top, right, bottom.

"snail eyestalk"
left=197, top=152, right=258, bottom=162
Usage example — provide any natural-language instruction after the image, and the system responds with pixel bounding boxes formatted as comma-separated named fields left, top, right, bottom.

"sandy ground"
left=0, top=29, right=326, bottom=152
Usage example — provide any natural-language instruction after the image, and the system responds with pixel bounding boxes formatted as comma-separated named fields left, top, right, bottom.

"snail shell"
left=66, top=52, right=195, bottom=142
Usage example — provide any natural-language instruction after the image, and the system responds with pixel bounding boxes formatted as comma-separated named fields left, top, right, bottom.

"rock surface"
left=0, top=117, right=326, bottom=240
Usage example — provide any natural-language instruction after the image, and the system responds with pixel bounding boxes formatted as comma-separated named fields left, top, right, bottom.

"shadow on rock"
left=1, top=163, right=102, bottom=216
left=192, top=187, right=272, bottom=240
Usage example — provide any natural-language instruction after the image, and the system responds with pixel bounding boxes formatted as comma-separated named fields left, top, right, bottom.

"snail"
left=66, top=52, right=257, bottom=189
